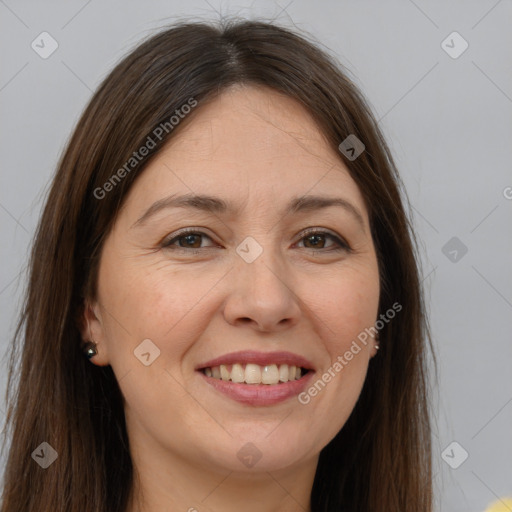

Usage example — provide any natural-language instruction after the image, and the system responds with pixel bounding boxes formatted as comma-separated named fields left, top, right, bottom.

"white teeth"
left=220, top=365, right=230, bottom=381
left=261, top=364, right=279, bottom=385
left=231, top=363, right=245, bottom=383
left=245, top=363, right=261, bottom=384
left=203, top=363, right=306, bottom=384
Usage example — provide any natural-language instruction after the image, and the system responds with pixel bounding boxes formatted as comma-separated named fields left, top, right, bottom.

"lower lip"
left=198, top=371, right=315, bottom=406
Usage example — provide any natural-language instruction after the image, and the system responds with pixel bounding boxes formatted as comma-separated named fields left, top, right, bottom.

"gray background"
left=1, top=1, right=511, bottom=510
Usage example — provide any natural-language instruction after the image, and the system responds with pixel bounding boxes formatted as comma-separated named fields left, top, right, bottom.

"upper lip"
left=196, top=350, right=315, bottom=371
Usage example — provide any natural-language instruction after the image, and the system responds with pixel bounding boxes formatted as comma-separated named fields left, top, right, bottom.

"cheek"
left=95, top=260, right=214, bottom=430
left=310, top=267, right=380, bottom=351
left=296, top=273, right=379, bottom=448
left=97, top=257, right=223, bottom=364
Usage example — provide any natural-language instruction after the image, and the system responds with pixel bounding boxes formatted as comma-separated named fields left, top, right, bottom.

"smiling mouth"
left=199, top=363, right=311, bottom=385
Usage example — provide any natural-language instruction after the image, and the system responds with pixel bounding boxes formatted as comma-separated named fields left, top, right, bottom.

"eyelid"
left=297, top=227, right=350, bottom=248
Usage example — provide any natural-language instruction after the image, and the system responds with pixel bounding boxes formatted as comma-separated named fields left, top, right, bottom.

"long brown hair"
left=1, top=18, right=436, bottom=511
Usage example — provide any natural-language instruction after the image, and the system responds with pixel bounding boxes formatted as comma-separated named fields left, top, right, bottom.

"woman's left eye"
left=296, top=230, right=349, bottom=251
left=161, top=229, right=350, bottom=252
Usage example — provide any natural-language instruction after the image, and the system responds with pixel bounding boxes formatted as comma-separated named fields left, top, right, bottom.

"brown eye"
left=177, top=233, right=203, bottom=248
left=302, top=233, right=328, bottom=249
left=162, top=230, right=215, bottom=250
left=297, top=230, right=349, bottom=252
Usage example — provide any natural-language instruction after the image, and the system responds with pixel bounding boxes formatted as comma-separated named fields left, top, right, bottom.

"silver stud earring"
left=84, top=315, right=98, bottom=359
left=83, top=341, right=98, bottom=359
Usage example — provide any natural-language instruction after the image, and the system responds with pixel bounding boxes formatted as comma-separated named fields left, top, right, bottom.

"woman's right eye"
left=162, top=230, right=215, bottom=250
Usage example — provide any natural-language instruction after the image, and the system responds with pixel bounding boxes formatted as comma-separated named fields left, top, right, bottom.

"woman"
left=1, top=18, right=435, bottom=512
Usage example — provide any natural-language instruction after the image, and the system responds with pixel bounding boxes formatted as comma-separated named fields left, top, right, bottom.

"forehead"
left=166, top=84, right=336, bottom=166
left=121, top=84, right=368, bottom=222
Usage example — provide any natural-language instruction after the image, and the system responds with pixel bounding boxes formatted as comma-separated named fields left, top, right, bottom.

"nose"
left=223, top=248, right=301, bottom=333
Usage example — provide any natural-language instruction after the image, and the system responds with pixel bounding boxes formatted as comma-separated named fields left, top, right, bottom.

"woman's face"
left=85, top=84, right=380, bottom=475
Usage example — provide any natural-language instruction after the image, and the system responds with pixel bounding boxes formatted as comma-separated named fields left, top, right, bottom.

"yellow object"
left=484, top=498, right=512, bottom=512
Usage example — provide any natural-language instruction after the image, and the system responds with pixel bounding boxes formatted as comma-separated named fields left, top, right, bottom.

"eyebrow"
left=131, top=193, right=366, bottom=231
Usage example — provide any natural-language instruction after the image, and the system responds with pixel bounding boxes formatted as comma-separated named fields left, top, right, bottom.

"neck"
left=125, top=439, right=317, bottom=512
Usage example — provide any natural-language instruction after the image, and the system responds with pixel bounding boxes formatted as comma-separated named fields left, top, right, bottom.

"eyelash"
left=161, top=227, right=351, bottom=254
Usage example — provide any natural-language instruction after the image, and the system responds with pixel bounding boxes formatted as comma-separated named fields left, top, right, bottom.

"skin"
left=82, top=84, right=381, bottom=512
